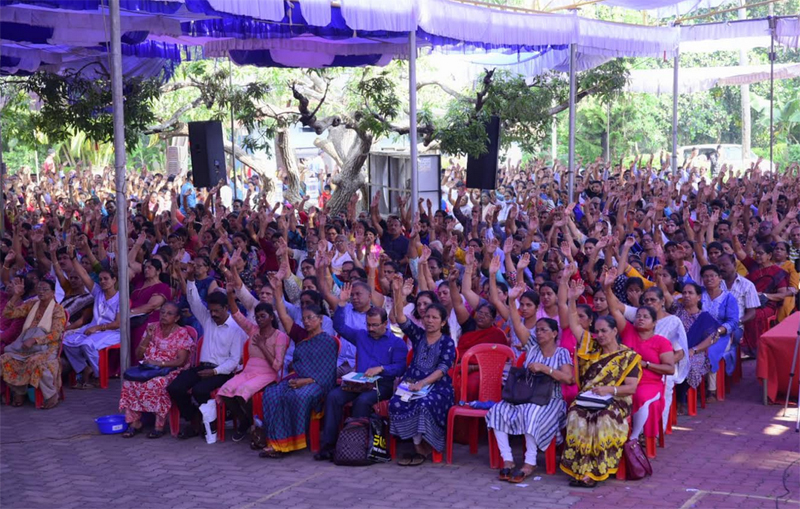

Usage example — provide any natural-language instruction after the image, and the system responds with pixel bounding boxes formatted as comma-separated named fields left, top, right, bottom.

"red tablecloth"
left=758, top=311, right=800, bottom=404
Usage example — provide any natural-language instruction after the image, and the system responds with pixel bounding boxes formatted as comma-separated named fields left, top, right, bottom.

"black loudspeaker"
left=188, top=121, right=226, bottom=189
left=466, top=116, right=500, bottom=190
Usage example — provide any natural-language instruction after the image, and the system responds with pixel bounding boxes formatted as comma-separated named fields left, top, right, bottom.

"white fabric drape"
left=205, top=0, right=285, bottom=21
left=625, top=63, right=800, bottom=95
left=294, top=0, right=332, bottom=27
left=340, top=0, right=418, bottom=32
left=777, top=17, right=800, bottom=49
left=418, top=0, right=574, bottom=47
left=679, top=18, right=771, bottom=53
left=577, top=18, right=679, bottom=58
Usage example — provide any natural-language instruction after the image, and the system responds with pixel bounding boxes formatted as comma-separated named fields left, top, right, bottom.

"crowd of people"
left=1, top=150, right=795, bottom=487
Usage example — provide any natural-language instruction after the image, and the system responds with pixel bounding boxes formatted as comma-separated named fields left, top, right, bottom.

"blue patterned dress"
left=261, top=329, right=337, bottom=453
left=389, top=320, right=456, bottom=452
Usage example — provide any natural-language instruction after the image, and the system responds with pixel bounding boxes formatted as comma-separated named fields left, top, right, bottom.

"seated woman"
left=118, top=302, right=194, bottom=438
left=734, top=241, right=790, bottom=356
left=62, top=249, right=120, bottom=388
left=0, top=278, right=66, bottom=408
left=486, top=297, right=573, bottom=484
left=455, top=301, right=509, bottom=401
left=215, top=283, right=289, bottom=442
left=603, top=269, right=674, bottom=444
left=389, top=274, right=456, bottom=467
left=128, top=241, right=171, bottom=354
left=258, top=277, right=337, bottom=458
left=669, top=282, right=722, bottom=412
left=560, top=286, right=641, bottom=487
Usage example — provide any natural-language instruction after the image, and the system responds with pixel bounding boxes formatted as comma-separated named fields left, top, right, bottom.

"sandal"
left=11, top=395, right=25, bottom=407
left=41, top=395, right=58, bottom=409
left=498, top=468, right=514, bottom=481
left=147, top=429, right=165, bottom=439
left=122, top=425, right=141, bottom=438
left=570, top=478, right=597, bottom=488
left=258, top=448, right=283, bottom=459
left=508, top=465, right=536, bottom=484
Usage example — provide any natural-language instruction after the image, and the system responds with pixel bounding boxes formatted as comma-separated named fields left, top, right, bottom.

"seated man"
left=315, top=285, right=407, bottom=461
left=167, top=278, right=246, bottom=439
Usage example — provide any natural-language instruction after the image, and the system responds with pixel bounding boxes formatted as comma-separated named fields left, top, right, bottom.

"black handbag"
left=501, top=367, right=554, bottom=406
left=123, top=363, right=176, bottom=382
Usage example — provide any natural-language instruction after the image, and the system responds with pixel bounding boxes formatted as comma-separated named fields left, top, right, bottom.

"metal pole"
left=110, top=0, right=130, bottom=371
left=0, top=121, right=5, bottom=239
left=229, top=57, right=237, bottom=199
left=769, top=16, right=776, bottom=170
left=567, top=43, right=576, bottom=204
left=409, top=30, right=419, bottom=216
left=672, top=54, right=679, bottom=174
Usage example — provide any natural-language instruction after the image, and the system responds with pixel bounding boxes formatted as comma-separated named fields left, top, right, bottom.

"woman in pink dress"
left=216, top=285, right=289, bottom=442
left=602, top=268, right=674, bottom=444
left=129, top=259, right=171, bottom=353
left=119, top=302, right=193, bottom=438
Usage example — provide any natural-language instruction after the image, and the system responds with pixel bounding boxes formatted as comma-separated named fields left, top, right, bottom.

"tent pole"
left=110, top=0, right=131, bottom=372
left=672, top=53, right=679, bottom=175
left=409, top=30, right=419, bottom=215
left=229, top=57, right=236, bottom=199
left=769, top=16, right=776, bottom=170
left=567, top=43, right=576, bottom=204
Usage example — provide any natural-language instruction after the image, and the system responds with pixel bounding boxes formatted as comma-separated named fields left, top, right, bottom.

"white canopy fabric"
left=777, top=17, right=800, bottom=48
left=679, top=18, right=772, bottom=53
left=625, top=63, right=800, bottom=95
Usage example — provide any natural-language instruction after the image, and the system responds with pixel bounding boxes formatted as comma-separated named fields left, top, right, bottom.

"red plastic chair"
left=169, top=326, right=198, bottom=437
left=98, top=344, right=120, bottom=389
left=446, top=343, right=515, bottom=466
left=665, top=395, right=677, bottom=435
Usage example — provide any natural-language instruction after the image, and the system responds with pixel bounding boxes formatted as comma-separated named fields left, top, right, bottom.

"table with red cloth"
left=757, top=311, right=800, bottom=404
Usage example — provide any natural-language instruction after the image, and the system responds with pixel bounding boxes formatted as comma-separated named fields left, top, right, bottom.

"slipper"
left=41, top=396, right=59, bottom=410
left=122, top=425, right=141, bottom=438
left=571, top=479, right=598, bottom=488
left=498, top=468, right=514, bottom=481
left=509, top=466, right=536, bottom=483
left=147, top=429, right=165, bottom=439
left=397, top=453, right=414, bottom=466
left=408, top=453, right=426, bottom=467
left=11, top=395, right=25, bottom=407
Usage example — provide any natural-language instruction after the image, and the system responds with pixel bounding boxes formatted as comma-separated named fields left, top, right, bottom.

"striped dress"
left=485, top=342, right=571, bottom=450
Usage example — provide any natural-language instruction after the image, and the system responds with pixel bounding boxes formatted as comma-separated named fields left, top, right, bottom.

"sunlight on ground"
left=761, top=423, right=790, bottom=436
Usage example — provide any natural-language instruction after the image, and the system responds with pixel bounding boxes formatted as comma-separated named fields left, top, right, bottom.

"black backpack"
left=333, top=417, right=372, bottom=466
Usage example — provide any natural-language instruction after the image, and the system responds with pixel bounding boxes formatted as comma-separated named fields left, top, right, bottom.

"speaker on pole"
left=466, top=116, right=500, bottom=190
left=188, top=121, right=226, bottom=189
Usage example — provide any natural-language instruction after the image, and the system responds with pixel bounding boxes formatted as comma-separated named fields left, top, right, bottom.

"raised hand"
left=402, top=277, right=414, bottom=297
left=508, top=281, right=525, bottom=301
left=489, top=254, right=502, bottom=274
left=11, top=277, right=25, bottom=296
left=339, top=282, right=352, bottom=304
left=517, top=252, right=531, bottom=271
left=503, top=236, right=514, bottom=255
left=567, top=279, right=585, bottom=301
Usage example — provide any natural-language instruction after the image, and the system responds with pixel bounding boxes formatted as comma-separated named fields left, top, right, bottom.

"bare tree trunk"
left=274, top=127, right=302, bottom=203
left=325, top=133, right=371, bottom=214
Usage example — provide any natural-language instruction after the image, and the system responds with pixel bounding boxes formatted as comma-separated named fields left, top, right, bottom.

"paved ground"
left=1, top=361, right=799, bottom=509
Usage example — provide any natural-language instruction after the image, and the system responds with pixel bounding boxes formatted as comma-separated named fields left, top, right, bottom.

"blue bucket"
left=95, top=414, right=127, bottom=435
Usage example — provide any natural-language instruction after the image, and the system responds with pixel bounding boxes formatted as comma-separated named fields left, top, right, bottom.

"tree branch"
left=548, top=85, right=598, bottom=116
left=417, top=79, right=474, bottom=103
left=475, top=69, right=495, bottom=113
left=145, top=96, right=204, bottom=134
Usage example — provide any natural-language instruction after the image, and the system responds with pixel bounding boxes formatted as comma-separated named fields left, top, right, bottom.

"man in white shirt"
left=167, top=284, right=246, bottom=439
